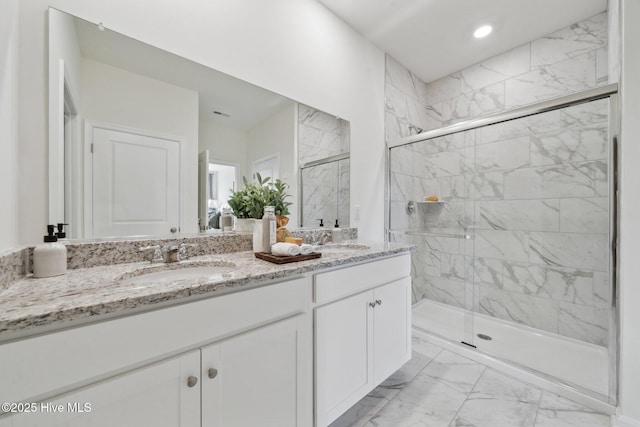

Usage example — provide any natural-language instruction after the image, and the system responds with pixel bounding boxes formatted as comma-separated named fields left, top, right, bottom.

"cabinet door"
left=373, top=277, right=412, bottom=384
left=201, top=316, right=303, bottom=427
left=5, top=350, right=200, bottom=427
left=315, top=291, right=372, bottom=427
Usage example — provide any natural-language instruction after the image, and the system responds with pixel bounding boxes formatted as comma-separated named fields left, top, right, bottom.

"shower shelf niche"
left=405, top=200, right=446, bottom=214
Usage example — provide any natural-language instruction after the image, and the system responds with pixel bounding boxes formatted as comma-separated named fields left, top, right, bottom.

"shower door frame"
left=385, top=83, right=620, bottom=405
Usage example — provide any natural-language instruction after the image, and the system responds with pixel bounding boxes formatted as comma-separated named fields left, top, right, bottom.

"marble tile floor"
left=330, top=336, right=611, bottom=427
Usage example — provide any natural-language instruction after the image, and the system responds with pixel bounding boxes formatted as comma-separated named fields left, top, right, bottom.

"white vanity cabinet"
left=201, top=315, right=305, bottom=427
left=313, top=254, right=412, bottom=427
left=0, top=250, right=413, bottom=427
left=3, top=350, right=201, bottom=427
left=0, top=277, right=311, bottom=427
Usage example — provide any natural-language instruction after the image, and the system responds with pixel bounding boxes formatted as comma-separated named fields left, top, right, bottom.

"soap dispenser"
left=33, top=225, right=67, bottom=278
left=56, top=223, right=68, bottom=239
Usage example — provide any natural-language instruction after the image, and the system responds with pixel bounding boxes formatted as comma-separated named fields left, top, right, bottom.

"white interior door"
left=90, top=126, right=181, bottom=237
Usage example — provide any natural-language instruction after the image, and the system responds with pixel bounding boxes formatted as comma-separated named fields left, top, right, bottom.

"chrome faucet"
left=164, top=245, right=181, bottom=263
left=139, top=242, right=198, bottom=264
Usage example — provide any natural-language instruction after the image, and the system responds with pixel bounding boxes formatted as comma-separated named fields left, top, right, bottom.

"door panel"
left=315, top=291, right=371, bottom=426
left=201, top=317, right=300, bottom=427
left=8, top=350, right=200, bottom=427
left=91, top=126, right=180, bottom=237
left=373, top=278, right=411, bottom=384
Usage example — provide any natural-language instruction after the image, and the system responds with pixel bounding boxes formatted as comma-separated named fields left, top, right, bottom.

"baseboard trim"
left=616, top=414, right=640, bottom=427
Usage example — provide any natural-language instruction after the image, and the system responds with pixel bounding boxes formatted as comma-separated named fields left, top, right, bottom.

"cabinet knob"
left=369, top=302, right=376, bottom=308
left=208, top=368, right=218, bottom=379
left=376, top=299, right=382, bottom=306
left=187, top=376, right=198, bottom=387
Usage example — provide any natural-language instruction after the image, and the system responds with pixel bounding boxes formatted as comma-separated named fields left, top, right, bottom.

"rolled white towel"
left=271, top=242, right=301, bottom=256
left=300, top=243, right=314, bottom=255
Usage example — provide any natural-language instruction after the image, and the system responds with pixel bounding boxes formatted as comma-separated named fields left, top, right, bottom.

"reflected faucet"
left=139, top=242, right=198, bottom=263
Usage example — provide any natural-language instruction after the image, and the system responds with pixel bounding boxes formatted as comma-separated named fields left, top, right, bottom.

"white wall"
left=81, top=58, right=200, bottom=234
left=0, top=0, right=19, bottom=250
left=199, top=121, right=249, bottom=179
left=617, top=0, right=640, bottom=424
left=17, top=0, right=386, bottom=245
left=247, top=102, right=298, bottom=228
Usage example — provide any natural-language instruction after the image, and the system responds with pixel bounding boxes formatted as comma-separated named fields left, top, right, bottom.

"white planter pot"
left=235, top=218, right=255, bottom=233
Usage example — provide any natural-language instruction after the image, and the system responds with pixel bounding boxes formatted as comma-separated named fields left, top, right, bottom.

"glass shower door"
left=388, top=129, right=477, bottom=345
left=467, top=97, right=613, bottom=399
left=389, top=94, right=616, bottom=403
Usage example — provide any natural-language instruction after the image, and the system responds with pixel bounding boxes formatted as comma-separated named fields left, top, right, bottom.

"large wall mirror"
left=48, top=8, right=350, bottom=240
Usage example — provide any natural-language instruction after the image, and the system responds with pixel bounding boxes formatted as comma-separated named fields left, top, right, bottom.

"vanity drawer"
left=314, top=254, right=410, bottom=305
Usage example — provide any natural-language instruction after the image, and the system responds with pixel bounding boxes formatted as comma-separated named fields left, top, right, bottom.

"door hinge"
left=90, top=143, right=94, bottom=154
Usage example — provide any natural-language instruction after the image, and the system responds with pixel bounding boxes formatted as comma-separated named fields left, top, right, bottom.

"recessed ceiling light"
left=474, top=25, right=492, bottom=39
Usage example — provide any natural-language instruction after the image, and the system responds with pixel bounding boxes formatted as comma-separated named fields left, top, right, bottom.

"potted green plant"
left=228, top=173, right=292, bottom=232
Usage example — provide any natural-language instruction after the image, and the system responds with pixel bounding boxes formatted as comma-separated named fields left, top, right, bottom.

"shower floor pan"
left=413, top=299, right=609, bottom=396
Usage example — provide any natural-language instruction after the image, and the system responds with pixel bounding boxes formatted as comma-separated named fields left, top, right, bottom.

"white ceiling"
left=317, top=0, right=608, bottom=83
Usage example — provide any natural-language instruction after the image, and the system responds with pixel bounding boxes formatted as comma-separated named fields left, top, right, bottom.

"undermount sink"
left=120, top=262, right=236, bottom=285
left=314, top=244, right=369, bottom=254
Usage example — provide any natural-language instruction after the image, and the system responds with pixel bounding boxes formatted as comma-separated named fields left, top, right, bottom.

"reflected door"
left=90, top=125, right=181, bottom=238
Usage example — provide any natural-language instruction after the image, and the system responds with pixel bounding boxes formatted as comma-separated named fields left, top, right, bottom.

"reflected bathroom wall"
left=298, top=104, right=350, bottom=228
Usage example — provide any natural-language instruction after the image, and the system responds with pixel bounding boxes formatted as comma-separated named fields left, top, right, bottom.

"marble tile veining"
left=461, top=45, right=531, bottom=93
left=331, top=336, right=611, bottom=427
left=505, top=51, right=597, bottom=108
left=530, top=12, right=608, bottom=69
left=420, top=350, right=486, bottom=394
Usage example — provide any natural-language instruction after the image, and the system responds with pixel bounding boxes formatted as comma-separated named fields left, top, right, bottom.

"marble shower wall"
left=387, top=13, right=611, bottom=346
left=385, top=12, right=609, bottom=144
left=298, top=104, right=350, bottom=228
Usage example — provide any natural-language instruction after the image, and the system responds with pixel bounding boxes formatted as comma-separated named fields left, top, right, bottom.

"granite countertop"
left=0, top=241, right=412, bottom=340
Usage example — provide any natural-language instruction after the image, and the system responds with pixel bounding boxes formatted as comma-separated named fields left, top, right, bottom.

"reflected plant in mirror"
left=227, top=174, right=292, bottom=219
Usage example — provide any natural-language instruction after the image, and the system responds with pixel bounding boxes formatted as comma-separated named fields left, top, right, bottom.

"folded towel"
left=300, top=243, right=314, bottom=255
left=271, top=242, right=301, bottom=256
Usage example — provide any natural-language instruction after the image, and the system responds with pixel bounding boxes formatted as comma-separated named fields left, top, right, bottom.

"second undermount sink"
left=314, top=243, right=369, bottom=254
left=120, top=262, right=236, bottom=285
